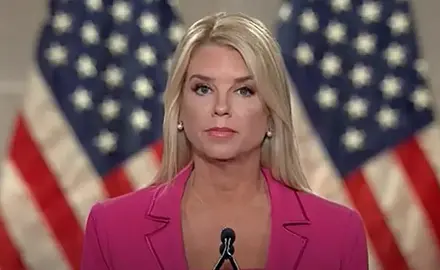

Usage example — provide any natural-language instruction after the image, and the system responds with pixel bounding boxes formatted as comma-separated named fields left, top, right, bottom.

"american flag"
left=0, top=0, right=184, bottom=269
left=276, top=0, right=440, bottom=269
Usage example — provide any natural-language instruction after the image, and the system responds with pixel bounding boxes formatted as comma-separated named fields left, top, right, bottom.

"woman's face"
left=180, top=44, right=269, bottom=161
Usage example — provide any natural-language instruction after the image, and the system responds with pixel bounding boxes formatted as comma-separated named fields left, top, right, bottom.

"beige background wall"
left=0, top=0, right=439, bottom=156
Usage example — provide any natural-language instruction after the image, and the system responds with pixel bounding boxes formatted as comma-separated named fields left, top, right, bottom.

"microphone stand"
left=213, top=238, right=239, bottom=270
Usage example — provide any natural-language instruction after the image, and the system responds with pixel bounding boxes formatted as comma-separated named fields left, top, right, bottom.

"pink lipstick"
left=205, top=127, right=236, bottom=138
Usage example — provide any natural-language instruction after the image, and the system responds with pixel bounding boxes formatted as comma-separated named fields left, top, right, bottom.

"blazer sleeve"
left=340, top=210, right=369, bottom=270
left=80, top=203, right=111, bottom=270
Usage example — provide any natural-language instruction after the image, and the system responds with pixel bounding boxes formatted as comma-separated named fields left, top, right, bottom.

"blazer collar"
left=144, top=163, right=310, bottom=270
left=261, top=168, right=311, bottom=270
left=143, top=163, right=192, bottom=270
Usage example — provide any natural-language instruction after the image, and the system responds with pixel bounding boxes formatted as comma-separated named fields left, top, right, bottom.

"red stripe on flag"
left=345, top=169, right=409, bottom=270
left=103, top=140, right=163, bottom=199
left=394, top=137, right=440, bottom=246
left=10, top=116, right=83, bottom=270
left=0, top=214, right=25, bottom=270
left=150, top=140, right=163, bottom=162
left=104, top=167, right=133, bottom=198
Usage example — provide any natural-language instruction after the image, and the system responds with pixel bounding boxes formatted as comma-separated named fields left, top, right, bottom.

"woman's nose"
left=213, top=91, right=230, bottom=117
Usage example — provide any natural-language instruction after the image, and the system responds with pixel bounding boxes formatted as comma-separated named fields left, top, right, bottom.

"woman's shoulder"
left=295, top=190, right=365, bottom=232
left=267, top=168, right=363, bottom=229
left=297, top=191, right=357, bottom=218
left=294, top=191, right=368, bottom=267
left=86, top=183, right=166, bottom=221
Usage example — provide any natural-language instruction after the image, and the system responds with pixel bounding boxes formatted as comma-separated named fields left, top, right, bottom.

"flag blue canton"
left=36, top=0, right=183, bottom=177
left=277, top=0, right=434, bottom=178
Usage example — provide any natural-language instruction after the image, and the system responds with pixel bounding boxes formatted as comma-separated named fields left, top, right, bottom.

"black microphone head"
left=220, top=227, right=236, bottom=244
left=219, top=242, right=235, bottom=255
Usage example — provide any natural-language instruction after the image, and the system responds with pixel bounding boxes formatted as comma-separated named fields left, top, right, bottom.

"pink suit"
left=81, top=164, right=369, bottom=270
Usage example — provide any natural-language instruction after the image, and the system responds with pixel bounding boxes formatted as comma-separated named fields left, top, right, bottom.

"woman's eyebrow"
left=187, top=74, right=253, bottom=83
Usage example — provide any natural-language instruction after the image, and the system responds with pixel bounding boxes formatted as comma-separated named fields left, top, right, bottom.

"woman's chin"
left=202, top=149, right=238, bottom=162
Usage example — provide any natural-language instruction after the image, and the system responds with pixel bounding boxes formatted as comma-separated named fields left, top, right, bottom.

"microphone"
left=213, top=228, right=240, bottom=270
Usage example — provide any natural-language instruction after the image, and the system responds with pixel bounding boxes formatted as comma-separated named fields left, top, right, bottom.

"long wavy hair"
left=153, top=12, right=310, bottom=191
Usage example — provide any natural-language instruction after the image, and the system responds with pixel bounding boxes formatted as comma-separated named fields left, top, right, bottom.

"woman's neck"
left=189, top=153, right=265, bottom=206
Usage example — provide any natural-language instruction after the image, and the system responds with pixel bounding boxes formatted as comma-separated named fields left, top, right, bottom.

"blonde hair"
left=154, top=12, right=310, bottom=191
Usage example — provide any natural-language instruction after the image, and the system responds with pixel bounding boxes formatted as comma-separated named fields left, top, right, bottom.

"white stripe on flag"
left=363, top=150, right=440, bottom=270
left=23, top=67, right=107, bottom=228
left=0, top=160, right=69, bottom=270
left=366, top=244, right=381, bottom=270
left=289, top=88, right=381, bottom=269
left=418, top=122, right=440, bottom=184
left=125, top=149, right=159, bottom=189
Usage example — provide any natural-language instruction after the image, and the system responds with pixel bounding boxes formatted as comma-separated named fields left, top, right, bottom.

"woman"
left=80, top=12, right=368, bottom=270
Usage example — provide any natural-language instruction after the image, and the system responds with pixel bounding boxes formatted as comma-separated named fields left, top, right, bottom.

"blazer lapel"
left=263, top=168, right=311, bottom=270
left=143, top=164, right=193, bottom=270
left=142, top=165, right=310, bottom=270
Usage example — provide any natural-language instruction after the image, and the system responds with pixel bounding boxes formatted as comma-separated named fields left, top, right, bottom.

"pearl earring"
left=266, top=129, right=273, bottom=138
left=177, top=121, right=184, bottom=131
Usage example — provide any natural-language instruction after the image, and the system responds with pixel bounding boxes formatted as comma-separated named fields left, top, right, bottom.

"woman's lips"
left=205, top=127, right=237, bottom=138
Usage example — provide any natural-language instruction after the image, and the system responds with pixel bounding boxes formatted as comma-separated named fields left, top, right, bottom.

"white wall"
left=0, top=0, right=439, bottom=156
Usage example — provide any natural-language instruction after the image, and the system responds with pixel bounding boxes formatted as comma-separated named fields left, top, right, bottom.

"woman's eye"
left=235, top=87, right=254, bottom=97
left=192, top=84, right=212, bottom=95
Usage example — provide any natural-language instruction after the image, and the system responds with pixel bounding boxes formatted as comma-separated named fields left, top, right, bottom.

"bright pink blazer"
left=80, top=164, right=369, bottom=270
